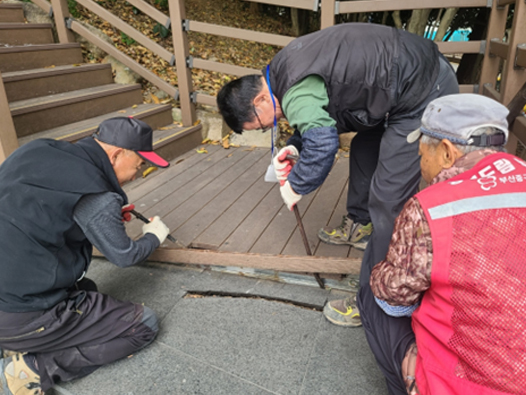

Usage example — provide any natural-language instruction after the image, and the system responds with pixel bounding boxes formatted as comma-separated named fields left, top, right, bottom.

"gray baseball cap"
left=407, top=94, right=509, bottom=146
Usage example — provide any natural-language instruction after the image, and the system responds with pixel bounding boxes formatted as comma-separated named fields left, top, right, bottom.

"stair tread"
left=0, top=22, right=53, bottom=29
left=0, top=4, right=23, bottom=9
left=0, top=42, right=80, bottom=54
left=10, top=83, right=141, bottom=113
left=18, top=103, right=174, bottom=145
left=3, top=63, right=111, bottom=81
left=151, top=123, right=203, bottom=147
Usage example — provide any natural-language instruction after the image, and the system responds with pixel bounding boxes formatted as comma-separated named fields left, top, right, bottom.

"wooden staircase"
left=0, top=3, right=202, bottom=163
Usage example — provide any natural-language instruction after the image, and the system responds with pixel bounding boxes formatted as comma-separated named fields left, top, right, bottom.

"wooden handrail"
left=497, top=0, right=517, bottom=6
left=187, top=20, right=295, bottom=47
left=511, top=116, right=526, bottom=147
left=489, top=38, right=509, bottom=59
left=483, top=83, right=501, bottom=102
left=437, top=41, right=483, bottom=54
left=337, top=0, right=487, bottom=14
left=75, top=0, right=174, bottom=65
left=126, top=0, right=171, bottom=28
left=241, top=0, right=319, bottom=12
left=68, top=19, right=178, bottom=99
left=192, top=58, right=260, bottom=77
left=194, top=92, right=217, bottom=107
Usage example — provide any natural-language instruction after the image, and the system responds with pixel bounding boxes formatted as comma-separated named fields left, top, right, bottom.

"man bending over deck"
left=216, top=22, right=458, bottom=329
left=0, top=117, right=171, bottom=395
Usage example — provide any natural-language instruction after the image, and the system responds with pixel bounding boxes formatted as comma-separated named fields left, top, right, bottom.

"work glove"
left=142, top=216, right=170, bottom=244
left=121, top=203, right=135, bottom=222
left=273, top=145, right=299, bottom=184
left=280, top=180, right=302, bottom=211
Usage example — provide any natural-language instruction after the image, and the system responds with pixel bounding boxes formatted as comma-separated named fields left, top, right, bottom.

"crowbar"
left=293, top=205, right=325, bottom=289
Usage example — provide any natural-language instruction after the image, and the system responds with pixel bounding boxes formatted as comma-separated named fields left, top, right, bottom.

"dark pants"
left=347, top=125, right=384, bottom=225
left=356, top=57, right=459, bottom=395
left=0, top=288, right=158, bottom=391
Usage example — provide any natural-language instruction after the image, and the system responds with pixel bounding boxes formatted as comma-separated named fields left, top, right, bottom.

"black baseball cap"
left=94, top=116, right=169, bottom=168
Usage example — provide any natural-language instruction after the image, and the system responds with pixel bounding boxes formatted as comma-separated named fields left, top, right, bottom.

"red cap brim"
left=137, top=151, right=170, bottom=168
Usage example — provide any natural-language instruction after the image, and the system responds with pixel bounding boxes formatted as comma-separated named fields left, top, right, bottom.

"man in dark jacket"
left=217, top=23, right=458, bottom=393
left=0, top=117, right=170, bottom=395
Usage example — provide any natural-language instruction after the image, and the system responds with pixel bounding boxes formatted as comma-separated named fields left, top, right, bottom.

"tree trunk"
left=407, top=9, right=431, bottom=36
left=392, top=10, right=402, bottom=29
left=435, top=8, right=458, bottom=42
left=427, top=8, right=444, bottom=39
left=291, top=8, right=309, bottom=37
left=381, top=11, right=388, bottom=25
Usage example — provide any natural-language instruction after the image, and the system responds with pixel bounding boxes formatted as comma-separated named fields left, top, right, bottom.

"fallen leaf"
left=150, top=93, right=160, bottom=104
left=222, top=140, right=230, bottom=149
left=175, top=159, right=185, bottom=164
left=210, top=140, right=220, bottom=145
left=227, top=153, right=233, bottom=157
left=118, top=110, right=127, bottom=113
left=132, top=104, right=138, bottom=109
left=201, top=138, right=211, bottom=144
left=230, top=144, right=240, bottom=148
left=196, top=148, right=208, bottom=154
left=142, top=166, right=158, bottom=178
left=193, top=120, right=201, bottom=126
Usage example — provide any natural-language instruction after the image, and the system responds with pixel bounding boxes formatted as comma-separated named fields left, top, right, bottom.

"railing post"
left=320, top=0, right=336, bottom=29
left=49, top=0, right=75, bottom=44
left=0, top=71, right=19, bottom=164
left=168, top=0, right=197, bottom=126
left=479, top=1, right=509, bottom=93
left=499, top=0, right=526, bottom=105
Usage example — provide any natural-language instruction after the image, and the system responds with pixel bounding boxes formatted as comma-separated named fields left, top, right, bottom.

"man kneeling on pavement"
left=329, top=94, right=526, bottom=394
left=0, top=117, right=171, bottom=395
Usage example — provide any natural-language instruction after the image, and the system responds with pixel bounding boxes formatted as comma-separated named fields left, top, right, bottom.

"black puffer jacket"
left=267, top=23, right=440, bottom=134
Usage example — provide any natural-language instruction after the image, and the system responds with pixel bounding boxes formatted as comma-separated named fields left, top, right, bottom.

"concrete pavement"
left=48, top=258, right=387, bottom=395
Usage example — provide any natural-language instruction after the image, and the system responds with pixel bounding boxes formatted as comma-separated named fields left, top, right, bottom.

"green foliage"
left=67, top=0, right=81, bottom=18
left=154, top=0, right=169, bottom=11
left=120, top=32, right=136, bottom=46
left=153, top=23, right=170, bottom=39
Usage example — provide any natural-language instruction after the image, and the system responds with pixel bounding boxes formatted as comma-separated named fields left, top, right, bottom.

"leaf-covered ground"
left=76, top=0, right=291, bottom=101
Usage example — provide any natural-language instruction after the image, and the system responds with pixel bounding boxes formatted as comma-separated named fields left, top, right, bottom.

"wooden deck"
left=113, top=144, right=364, bottom=275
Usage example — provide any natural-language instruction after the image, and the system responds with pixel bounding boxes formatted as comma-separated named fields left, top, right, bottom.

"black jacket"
left=0, top=138, right=127, bottom=312
left=268, top=23, right=441, bottom=134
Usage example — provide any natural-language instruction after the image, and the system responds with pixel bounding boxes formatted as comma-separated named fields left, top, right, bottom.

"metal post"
left=49, top=0, right=75, bottom=44
left=168, top=0, right=197, bottom=126
left=0, top=71, right=19, bottom=164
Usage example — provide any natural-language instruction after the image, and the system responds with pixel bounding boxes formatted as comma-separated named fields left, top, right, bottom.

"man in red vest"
left=370, top=93, right=526, bottom=394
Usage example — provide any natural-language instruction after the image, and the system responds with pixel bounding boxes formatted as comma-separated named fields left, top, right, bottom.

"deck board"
left=122, top=146, right=364, bottom=273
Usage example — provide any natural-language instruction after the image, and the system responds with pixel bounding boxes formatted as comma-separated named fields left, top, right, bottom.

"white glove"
left=273, top=145, right=299, bottom=184
left=142, top=216, right=170, bottom=244
left=280, top=180, right=302, bottom=211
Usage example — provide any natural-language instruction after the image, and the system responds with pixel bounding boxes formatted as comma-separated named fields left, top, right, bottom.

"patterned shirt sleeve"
left=370, top=197, right=433, bottom=306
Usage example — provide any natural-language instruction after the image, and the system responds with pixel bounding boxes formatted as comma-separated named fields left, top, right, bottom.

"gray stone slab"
left=159, top=297, right=324, bottom=395
left=55, top=342, right=275, bottom=395
left=300, top=321, right=387, bottom=395
left=86, top=258, right=204, bottom=319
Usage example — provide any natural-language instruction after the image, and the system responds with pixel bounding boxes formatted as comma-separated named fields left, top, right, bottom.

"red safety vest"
left=413, top=152, right=526, bottom=395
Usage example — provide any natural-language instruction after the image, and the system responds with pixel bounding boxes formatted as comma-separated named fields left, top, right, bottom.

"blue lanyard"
left=266, top=65, right=277, bottom=155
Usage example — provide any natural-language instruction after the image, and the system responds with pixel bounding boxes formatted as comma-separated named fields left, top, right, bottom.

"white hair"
left=420, top=127, right=506, bottom=154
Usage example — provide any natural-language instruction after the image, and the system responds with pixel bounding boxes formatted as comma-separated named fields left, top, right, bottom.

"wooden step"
left=151, top=123, right=203, bottom=162
left=0, top=23, right=53, bottom=46
left=11, top=84, right=144, bottom=137
left=17, top=103, right=175, bottom=145
left=0, top=43, right=82, bottom=73
left=0, top=4, right=25, bottom=23
left=3, top=63, right=113, bottom=102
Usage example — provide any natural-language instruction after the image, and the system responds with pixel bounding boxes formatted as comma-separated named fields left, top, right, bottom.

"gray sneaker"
left=318, top=216, right=372, bottom=250
left=323, top=296, right=362, bottom=327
